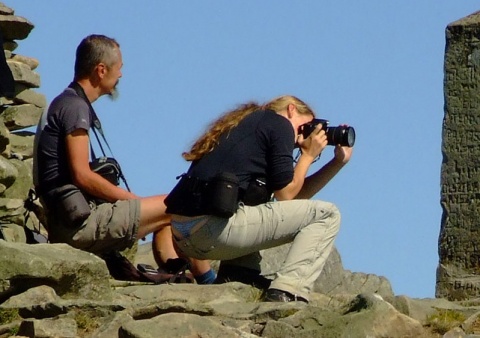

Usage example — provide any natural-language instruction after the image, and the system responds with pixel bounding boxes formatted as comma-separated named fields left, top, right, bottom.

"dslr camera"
left=300, top=119, right=355, bottom=147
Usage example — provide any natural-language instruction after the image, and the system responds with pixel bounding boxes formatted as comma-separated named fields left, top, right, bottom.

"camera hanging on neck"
left=68, top=82, right=130, bottom=192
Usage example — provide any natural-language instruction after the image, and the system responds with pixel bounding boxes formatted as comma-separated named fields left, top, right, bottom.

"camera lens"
left=327, top=126, right=355, bottom=147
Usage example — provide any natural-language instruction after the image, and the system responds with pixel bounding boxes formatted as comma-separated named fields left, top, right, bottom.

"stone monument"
left=438, top=10, right=480, bottom=301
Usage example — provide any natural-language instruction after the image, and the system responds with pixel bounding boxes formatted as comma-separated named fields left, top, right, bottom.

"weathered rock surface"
left=261, top=243, right=395, bottom=302
left=6, top=61, right=40, bottom=88
left=0, top=14, right=33, bottom=40
left=0, top=2, right=47, bottom=244
left=13, top=84, right=45, bottom=107
left=0, top=241, right=112, bottom=302
left=2, top=240, right=480, bottom=337
left=0, top=104, right=43, bottom=131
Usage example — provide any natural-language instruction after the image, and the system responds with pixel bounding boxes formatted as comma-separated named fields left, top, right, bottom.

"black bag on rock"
left=100, top=251, right=194, bottom=284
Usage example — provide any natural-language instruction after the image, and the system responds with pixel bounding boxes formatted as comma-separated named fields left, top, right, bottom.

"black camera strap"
left=68, top=82, right=130, bottom=191
left=293, top=149, right=321, bottom=164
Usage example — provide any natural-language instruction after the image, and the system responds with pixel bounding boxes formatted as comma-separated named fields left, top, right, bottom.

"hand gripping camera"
left=300, top=119, right=355, bottom=147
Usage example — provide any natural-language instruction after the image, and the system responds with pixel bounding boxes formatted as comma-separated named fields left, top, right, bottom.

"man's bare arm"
left=65, top=129, right=137, bottom=202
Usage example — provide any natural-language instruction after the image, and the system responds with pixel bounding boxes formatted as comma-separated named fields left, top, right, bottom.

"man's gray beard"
left=108, top=87, right=119, bottom=101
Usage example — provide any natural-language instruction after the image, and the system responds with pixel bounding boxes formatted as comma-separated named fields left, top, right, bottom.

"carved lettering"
left=438, top=13, right=480, bottom=301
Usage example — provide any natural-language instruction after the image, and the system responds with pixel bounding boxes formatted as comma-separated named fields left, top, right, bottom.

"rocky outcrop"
left=438, top=10, right=480, bottom=301
left=136, top=242, right=395, bottom=303
left=261, top=244, right=395, bottom=302
left=4, top=240, right=480, bottom=338
left=0, top=241, right=112, bottom=303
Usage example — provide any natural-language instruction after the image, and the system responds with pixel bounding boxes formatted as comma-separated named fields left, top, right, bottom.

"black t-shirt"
left=36, top=87, right=91, bottom=194
left=188, top=109, right=295, bottom=193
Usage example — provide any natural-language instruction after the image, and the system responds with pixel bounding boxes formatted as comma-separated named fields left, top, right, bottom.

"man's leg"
left=137, top=195, right=170, bottom=239
left=139, top=194, right=213, bottom=280
left=152, top=226, right=178, bottom=264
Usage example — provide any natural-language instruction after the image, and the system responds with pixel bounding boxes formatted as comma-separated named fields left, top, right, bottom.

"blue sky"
left=9, top=1, right=480, bottom=298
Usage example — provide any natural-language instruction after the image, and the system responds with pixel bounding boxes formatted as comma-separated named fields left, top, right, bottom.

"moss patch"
left=426, top=309, right=465, bottom=335
left=0, top=308, right=20, bottom=325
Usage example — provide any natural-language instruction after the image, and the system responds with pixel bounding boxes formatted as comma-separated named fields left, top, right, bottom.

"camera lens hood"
left=327, top=126, right=355, bottom=147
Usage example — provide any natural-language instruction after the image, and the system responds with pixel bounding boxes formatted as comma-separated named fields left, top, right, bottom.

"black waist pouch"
left=242, top=177, right=271, bottom=206
left=207, top=172, right=239, bottom=218
left=165, top=172, right=239, bottom=218
left=165, top=175, right=207, bottom=216
left=45, top=184, right=91, bottom=228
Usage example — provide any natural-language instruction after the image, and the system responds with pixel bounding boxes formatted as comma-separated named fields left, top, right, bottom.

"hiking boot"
left=214, top=264, right=271, bottom=290
left=264, top=288, right=308, bottom=303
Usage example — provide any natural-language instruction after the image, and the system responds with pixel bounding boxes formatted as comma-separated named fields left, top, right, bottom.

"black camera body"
left=300, top=118, right=355, bottom=147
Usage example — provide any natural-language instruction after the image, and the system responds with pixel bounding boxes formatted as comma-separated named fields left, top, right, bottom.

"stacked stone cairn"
left=0, top=3, right=46, bottom=243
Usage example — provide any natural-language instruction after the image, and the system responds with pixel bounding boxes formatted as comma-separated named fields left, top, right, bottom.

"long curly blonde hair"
left=182, top=95, right=315, bottom=161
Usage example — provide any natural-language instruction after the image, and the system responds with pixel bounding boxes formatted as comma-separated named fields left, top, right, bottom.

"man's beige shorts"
left=48, top=199, right=140, bottom=254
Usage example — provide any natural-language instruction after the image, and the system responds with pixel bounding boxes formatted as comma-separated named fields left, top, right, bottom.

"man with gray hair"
left=34, top=35, right=213, bottom=283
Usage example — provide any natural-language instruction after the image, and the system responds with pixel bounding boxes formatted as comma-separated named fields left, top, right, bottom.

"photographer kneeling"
left=165, top=95, right=353, bottom=303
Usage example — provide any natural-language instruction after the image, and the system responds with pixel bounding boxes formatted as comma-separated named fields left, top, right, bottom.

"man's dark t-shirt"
left=188, top=109, right=295, bottom=194
left=36, top=88, right=91, bottom=194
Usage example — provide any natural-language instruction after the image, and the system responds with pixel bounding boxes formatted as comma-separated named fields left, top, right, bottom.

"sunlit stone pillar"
left=438, top=11, right=480, bottom=301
